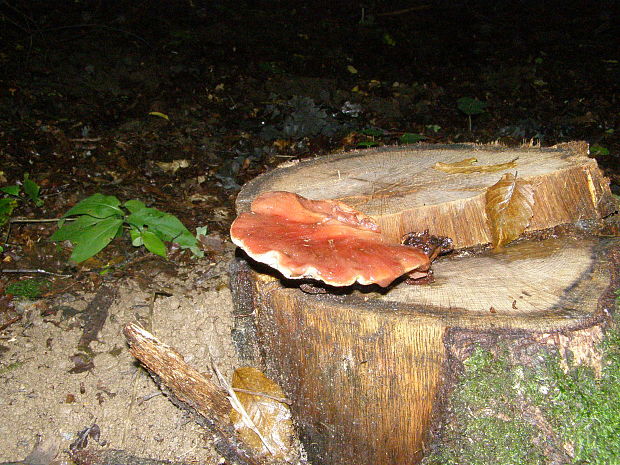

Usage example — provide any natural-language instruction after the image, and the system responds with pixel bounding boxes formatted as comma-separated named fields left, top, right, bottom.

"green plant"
left=358, top=127, right=385, bottom=148
left=50, top=193, right=204, bottom=263
left=0, top=191, right=18, bottom=232
left=590, top=145, right=609, bottom=156
left=382, top=32, right=396, bottom=46
left=258, top=61, right=285, bottom=74
left=1, top=173, right=43, bottom=224
left=457, top=97, right=487, bottom=132
left=361, top=127, right=385, bottom=137
left=1, top=174, right=43, bottom=252
left=357, top=140, right=380, bottom=148
left=400, top=133, right=427, bottom=144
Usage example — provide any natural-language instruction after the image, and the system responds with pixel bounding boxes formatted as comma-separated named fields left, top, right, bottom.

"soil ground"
left=0, top=1, right=618, bottom=463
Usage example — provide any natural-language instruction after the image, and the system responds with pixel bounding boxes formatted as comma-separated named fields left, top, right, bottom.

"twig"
left=376, top=5, right=431, bottom=16
left=0, top=269, right=72, bottom=277
left=9, top=218, right=66, bottom=223
left=2, top=2, right=36, bottom=27
left=0, top=314, right=22, bottom=332
left=1, top=10, right=30, bottom=34
left=137, top=391, right=163, bottom=405
left=1, top=1, right=35, bottom=33
left=3, top=217, right=72, bottom=248
left=4, top=217, right=57, bottom=247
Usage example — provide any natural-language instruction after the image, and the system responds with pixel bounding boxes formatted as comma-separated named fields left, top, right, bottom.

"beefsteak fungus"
left=230, top=191, right=430, bottom=287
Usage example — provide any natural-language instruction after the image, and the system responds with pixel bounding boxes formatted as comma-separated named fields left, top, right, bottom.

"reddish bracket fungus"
left=230, top=191, right=431, bottom=287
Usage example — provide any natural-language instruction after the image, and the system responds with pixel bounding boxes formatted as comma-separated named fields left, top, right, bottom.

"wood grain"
left=237, top=142, right=614, bottom=248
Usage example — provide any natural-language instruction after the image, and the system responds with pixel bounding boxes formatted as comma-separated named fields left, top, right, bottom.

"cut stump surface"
left=229, top=143, right=619, bottom=465
left=237, top=142, right=614, bottom=248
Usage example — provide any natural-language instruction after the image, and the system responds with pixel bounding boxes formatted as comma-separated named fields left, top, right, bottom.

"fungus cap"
left=230, top=191, right=430, bottom=287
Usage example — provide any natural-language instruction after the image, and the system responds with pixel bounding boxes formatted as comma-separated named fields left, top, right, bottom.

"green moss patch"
left=423, top=348, right=546, bottom=465
left=423, top=295, right=620, bottom=465
left=536, top=329, right=620, bottom=463
left=5, top=278, right=52, bottom=299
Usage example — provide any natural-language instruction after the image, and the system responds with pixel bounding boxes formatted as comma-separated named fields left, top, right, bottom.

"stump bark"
left=229, top=143, right=619, bottom=465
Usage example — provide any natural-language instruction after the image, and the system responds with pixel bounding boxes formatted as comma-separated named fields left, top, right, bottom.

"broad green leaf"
left=141, top=230, right=167, bottom=257
left=400, top=133, right=427, bottom=144
left=124, top=199, right=147, bottom=213
left=64, top=193, right=123, bottom=219
left=50, top=215, right=103, bottom=241
left=69, top=217, right=123, bottom=262
left=23, top=174, right=43, bottom=207
left=173, top=230, right=199, bottom=249
left=188, top=246, right=204, bottom=258
left=457, top=97, right=487, bottom=116
left=0, top=197, right=18, bottom=227
left=0, top=185, right=20, bottom=196
left=129, top=227, right=143, bottom=246
left=126, top=207, right=197, bottom=248
left=485, top=173, right=535, bottom=249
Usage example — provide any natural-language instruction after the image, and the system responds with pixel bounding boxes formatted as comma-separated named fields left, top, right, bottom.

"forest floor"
left=0, top=1, right=618, bottom=463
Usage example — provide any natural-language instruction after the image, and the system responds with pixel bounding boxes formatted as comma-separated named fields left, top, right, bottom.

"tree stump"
left=229, top=143, right=619, bottom=465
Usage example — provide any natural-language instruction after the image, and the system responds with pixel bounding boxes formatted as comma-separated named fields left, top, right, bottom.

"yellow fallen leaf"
left=230, top=367, right=295, bottom=460
left=155, top=159, right=189, bottom=174
left=485, top=172, right=535, bottom=249
left=434, top=157, right=518, bottom=174
left=148, top=111, right=169, bottom=120
left=347, top=65, right=358, bottom=74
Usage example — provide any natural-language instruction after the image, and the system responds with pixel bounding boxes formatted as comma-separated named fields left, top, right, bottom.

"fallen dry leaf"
left=434, top=157, right=518, bottom=174
left=155, top=159, right=189, bottom=174
left=485, top=172, right=535, bottom=248
left=229, top=366, right=295, bottom=460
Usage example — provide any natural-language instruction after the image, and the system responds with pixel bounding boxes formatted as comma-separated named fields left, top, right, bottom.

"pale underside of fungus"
left=230, top=191, right=430, bottom=287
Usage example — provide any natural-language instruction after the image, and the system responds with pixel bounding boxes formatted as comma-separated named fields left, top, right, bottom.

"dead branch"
left=122, top=323, right=287, bottom=465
